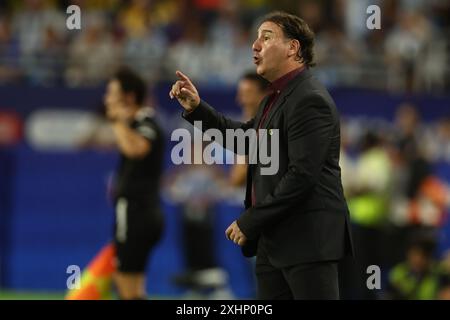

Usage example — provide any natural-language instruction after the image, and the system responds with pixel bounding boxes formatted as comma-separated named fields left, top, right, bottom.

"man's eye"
left=264, top=36, right=270, bottom=41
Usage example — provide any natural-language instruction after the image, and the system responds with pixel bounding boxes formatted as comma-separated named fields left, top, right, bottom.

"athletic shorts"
left=113, top=197, right=163, bottom=273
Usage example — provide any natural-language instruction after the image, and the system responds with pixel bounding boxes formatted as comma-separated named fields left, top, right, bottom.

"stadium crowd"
left=0, top=0, right=449, bottom=92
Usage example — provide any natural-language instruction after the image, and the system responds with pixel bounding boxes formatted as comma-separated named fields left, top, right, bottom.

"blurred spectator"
left=0, top=0, right=447, bottom=91
left=384, top=10, right=439, bottom=92
left=228, top=72, right=269, bottom=198
left=0, top=14, right=21, bottom=83
left=424, top=117, right=450, bottom=163
left=342, top=131, right=392, bottom=299
left=118, top=0, right=151, bottom=38
left=65, top=11, right=120, bottom=86
left=164, top=143, right=233, bottom=299
left=297, top=0, right=325, bottom=33
left=235, top=72, right=269, bottom=123
left=347, top=131, right=392, bottom=226
left=338, top=119, right=355, bottom=195
left=391, top=103, right=429, bottom=201
left=315, top=22, right=361, bottom=87
left=120, top=16, right=168, bottom=83
left=164, top=17, right=210, bottom=84
left=63, top=0, right=120, bottom=11
left=224, top=71, right=269, bottom=299
left=119, top=0, right=173, bottom=83
left=387, top=103, right=449, bottom=271
left=11, top=0, right=66, bottom=85
left=385, top=234, right=441, bottom=299
left=207, top=3, right=255, bottom=85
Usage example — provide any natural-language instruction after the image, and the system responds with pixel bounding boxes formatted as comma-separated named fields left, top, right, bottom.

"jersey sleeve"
left=133, top=117, right=159, bottom=142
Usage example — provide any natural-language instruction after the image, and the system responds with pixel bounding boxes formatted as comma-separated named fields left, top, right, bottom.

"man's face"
left=104, top=79, right=124, bottom=109
left=252, top=21, right=292, bottom=82
left=104, top=79, right=136, bottom=121
left=236, top=79, right=266, bottom=119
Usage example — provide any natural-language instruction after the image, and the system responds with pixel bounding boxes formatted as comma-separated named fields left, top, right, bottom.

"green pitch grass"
left=0, top=290, right=66, bottom=300
left=0, top=290, right=177, bottom=300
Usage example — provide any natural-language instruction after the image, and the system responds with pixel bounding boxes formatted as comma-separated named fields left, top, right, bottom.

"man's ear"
left=288, top=39, right=301, bottom=60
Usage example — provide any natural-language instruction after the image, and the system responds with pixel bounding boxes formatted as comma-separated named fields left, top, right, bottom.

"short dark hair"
left=112, top=67, right=147, bottom=106
left=241, top=72, right=270, bottom=92
left=261, top=11, right=316, bottom=68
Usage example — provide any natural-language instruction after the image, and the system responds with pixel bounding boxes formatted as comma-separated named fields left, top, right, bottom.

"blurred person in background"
left=0, top=14, right=21, bottom=84
left=206, top=2, right=255, bottom=85
left=165, top=17, right=211, bottom=84
left=384, top=9, right=438, bottom=93
left=342, top=131, right=392, bottom=299
left=424, top=117, right=450, bottom=164
left=386, top=103, right=448, bottom=269
left=314, top=21, right=361, bottom=87
left=118, top=0, right=169, bottom=83
left=236, top=72, right=269, bottom=123
left=117, top=0, right=152, bottom=38
left=385, top=234, right=441, bottom=300
left=11, top=0, right=66, bottom=85
left=229, top=72, right=270, bottom=189
left=65, top=11, right=120, bottom=86
left=164, top=143, right=233, bottom=299
left=105, top=67, right=165, bottom=299
left=0, top=0, right=448, bottom=92
left=225, top=71, right=269, bottom=298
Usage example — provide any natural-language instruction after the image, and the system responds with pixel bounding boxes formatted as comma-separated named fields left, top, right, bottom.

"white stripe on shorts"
left=116, top=197, right=128, bottom=243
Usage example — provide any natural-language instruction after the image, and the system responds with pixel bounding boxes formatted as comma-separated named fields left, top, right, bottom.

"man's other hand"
left=225, top=220, right=247, bottom=246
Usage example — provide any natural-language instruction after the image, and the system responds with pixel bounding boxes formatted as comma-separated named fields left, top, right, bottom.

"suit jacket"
left=183, top=69, right=354, bottom=268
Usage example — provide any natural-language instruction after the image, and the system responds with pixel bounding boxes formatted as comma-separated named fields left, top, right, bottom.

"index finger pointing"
left=176, top=70, right=191, bottom=83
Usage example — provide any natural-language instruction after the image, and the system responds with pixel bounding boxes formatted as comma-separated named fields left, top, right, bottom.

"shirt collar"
left=269, top=66, right=306, bottom=94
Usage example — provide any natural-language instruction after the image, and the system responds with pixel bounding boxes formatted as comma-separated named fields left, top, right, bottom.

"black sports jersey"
left=114, top=107, right=164, bottom=202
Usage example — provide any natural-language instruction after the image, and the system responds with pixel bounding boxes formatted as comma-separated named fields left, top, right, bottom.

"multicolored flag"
left=65, top=243, right=116, bottom=300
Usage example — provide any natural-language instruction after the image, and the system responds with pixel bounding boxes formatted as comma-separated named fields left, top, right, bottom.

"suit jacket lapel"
left=253, top=95, right=269, bottom=130
left=245, top=95, right=269, bottom=208
left=261, top=69, right=313, bottom=130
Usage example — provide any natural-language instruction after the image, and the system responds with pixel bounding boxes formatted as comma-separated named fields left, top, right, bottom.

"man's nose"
left=252, top=39, right=261, bottom=52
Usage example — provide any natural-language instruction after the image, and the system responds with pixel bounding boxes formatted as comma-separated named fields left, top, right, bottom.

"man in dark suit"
left=169, top=11, right=353, bottom=300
